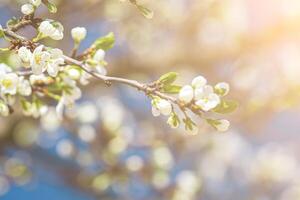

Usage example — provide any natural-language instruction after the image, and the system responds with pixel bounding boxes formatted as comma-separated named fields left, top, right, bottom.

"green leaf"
left=213, top=100, right=238, bottom=114
left=136, top=5, right=154, bottom=19
left=92, top=32, right=115, bottom=51
left=159, top=72, right=178, bottom=85
left=161, top=85, right=181, bottom=94
left=43, top=0, right=57, bottom=13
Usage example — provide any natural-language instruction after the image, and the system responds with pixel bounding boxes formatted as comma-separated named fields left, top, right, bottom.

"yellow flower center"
left=35, top=55, right=41, bottom=65
left=2, top=79, right=13, bottom=88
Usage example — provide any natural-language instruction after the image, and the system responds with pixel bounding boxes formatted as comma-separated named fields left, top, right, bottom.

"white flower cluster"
left=18, top=45, right=64, bottom=77
left=179, top=75, right=229, bottom=111
left=21, top=0, right=41, bottom=15
left=151, top=74, right=232, bottom=133
left=0, top=64, right=32, bottom=116
left=0, top=64, right=32, bottom=97
left=0, top=0, right=236, bottom=134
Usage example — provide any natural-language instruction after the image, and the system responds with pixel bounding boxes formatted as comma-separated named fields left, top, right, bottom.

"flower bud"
left=179, top=85, right=194, bottom=103
left=71, top=27, right=87, bottom=43
left=167, top=113, right=180, bottom=128
left=39, top=21, right=55, bottom=36
left=21, top=4, right=34, bottom=15
left=38, top=21, right=64, bottom=40
left=67, top=68, right=81, bottom=80
left=214, top=82, right=230, bottom=96
left=18, top=47, right=32, bottom=65
left=51, top=29, right=64, bottom=40
left=192, top=75, right=207, bottom=88
left=93, top=49, right=106, bottom=62
left=215, top=119, right=230, bottom=132
left=186, top=126, right=198, bottom=135
left=157, top=99, right=172, bottom=116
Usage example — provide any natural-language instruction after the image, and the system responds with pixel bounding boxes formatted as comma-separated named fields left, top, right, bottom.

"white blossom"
left=0, top=73, right=19, bottom=95
left=88, top=49, right=107, bottom=75
left=179, top=85, right=194, bottom=103
left=195, top=85, right=220, bottom=111
left=30, top=45, right=50, bottom=75
left=71, top=27, right=87, bottom=42
left=50, top=22, right=64, bottom=40
left=156, top=99, right=172, bottom=116
left=18, top=47, right=32, bottom=68
left=21, top=4, right=34, bottom=15
left=39, top=21, right=55, bottom=36
left=192, top=75, right=207, bottom=88
left=46, top=48, right=64, bottom=77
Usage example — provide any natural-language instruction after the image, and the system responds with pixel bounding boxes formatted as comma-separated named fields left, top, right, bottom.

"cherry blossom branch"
left=0, top=4, right=236, bottom=133
left=2, top=28, right=182, bottom=108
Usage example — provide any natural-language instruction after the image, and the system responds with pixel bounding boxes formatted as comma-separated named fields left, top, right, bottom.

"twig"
left=2, top=27, right=201, bottom=117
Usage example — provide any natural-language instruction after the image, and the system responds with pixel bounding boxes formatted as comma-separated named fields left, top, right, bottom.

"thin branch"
left=2, top=27, right=202, bottom=116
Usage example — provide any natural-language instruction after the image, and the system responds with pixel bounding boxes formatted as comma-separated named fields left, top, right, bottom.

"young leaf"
left=159, top=72, right=178, bottom=85
left=42, top=0, right=57, bottom=13
left=92, top=32, right=115, bottom=51
left=213, top=100, right=238, bottom=114
left=161, top=85, right=181, bottom=94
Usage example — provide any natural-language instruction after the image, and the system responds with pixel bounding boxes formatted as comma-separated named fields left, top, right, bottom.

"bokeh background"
left=1, top=0, right=300, bottom=199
